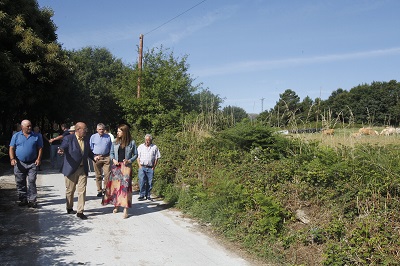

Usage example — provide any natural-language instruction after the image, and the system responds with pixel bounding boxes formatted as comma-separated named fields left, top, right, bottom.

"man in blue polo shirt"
left=9, top=119, right=43, bottom=208
left=90, top=123, right=112, bottom=197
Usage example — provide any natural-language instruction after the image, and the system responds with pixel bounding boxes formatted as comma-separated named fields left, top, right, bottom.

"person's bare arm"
left=9, top=146, right=16, bottom=166
left=36, top=147, right=43, bottom=166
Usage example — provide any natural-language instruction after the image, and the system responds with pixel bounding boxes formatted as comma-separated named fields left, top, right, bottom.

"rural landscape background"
left=1, top=1, right=400, bottom=264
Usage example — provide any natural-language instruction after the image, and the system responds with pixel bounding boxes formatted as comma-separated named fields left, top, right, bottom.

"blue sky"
left=37, top=0, right=400, bottom=114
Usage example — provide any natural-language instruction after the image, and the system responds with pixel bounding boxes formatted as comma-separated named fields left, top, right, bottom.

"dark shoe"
left=67, top=209, right=76, bottom=214
left=77, top=213, right=88, bottom=220
left=138, top=196, right=145, bottom=201
left=28, top=202, right=37, bottom=208
left=146, top=196, right=152, bottom=201
left=18, top=200, right=28, bottom=206
left=97, top=191, right=103, bottom=197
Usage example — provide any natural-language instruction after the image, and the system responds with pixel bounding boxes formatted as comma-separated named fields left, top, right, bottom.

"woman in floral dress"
left=102, top=124, right=137, bottom=218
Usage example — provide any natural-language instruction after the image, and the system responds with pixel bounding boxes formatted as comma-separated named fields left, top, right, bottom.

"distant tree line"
left=257, top=80, right=400, bottom=128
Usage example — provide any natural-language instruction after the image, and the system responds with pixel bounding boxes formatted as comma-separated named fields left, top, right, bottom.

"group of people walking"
left=8, top=120, right=161, bottom=220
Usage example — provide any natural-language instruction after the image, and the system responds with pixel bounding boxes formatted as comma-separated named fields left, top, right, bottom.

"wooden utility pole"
left=137, top=34, right=144, bottom=98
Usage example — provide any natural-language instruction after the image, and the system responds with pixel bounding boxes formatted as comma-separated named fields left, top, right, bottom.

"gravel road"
left=0, top=167, right=255, bottom=266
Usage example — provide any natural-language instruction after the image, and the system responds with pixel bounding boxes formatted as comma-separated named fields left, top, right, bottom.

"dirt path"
left=0, top=165, right=257, bottom=265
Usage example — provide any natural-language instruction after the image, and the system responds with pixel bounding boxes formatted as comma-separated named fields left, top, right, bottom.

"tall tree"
left=321, top=88, right=352, bottom=125
left=273, top=89, right=300, bottom=126
left=192, top=89, right=223, bottom=114
left=298, top=96, right=314, bottom=123
left=222, top=105, right=248, bottom=123
left=0, top=0, right=71, bottom=132
left=385, top=80, right=400, bottom=125
left=115, top=46, right=201, bottom=133
left=67, top=47, right=127, bottom=130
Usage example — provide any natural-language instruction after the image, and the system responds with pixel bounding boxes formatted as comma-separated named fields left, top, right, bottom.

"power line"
left=144, top=0, right=207, bottom=36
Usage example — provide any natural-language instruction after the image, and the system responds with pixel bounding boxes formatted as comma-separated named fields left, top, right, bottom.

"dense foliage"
left=154, top=122, right=400, bottom=265
left=0, top=0, right=72, bottom=131
left=67, top=47, right=127, bottom=130
left=114, top=47, right=203, bottom=134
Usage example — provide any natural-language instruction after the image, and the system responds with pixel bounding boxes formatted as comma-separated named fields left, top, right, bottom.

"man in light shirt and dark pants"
left=137, top=134, right=161, bottom=201
left=90, top=123, right=112, bottom=197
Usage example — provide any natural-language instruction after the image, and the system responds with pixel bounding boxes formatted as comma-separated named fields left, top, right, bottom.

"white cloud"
left=194, top=47, right=400, bottom=77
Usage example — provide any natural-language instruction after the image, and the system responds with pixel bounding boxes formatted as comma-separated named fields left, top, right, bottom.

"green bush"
left=152, top=125, right=400, bottom=265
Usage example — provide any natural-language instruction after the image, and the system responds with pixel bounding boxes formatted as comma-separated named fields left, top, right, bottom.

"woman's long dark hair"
left=115, top=124, right=131, bottom=148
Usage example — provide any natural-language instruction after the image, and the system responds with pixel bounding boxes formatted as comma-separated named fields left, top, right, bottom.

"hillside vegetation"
left=153, top=122, right=400, bottom=265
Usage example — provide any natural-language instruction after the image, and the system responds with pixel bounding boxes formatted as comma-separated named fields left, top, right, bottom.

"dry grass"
left=290, top=127, right=400, bottom=148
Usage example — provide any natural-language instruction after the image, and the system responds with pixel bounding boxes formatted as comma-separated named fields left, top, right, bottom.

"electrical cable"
left=144, top=0, right=207, bottom=36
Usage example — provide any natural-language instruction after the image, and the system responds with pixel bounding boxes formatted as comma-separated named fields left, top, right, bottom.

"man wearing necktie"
left=58, top=122, right=94, bottom=220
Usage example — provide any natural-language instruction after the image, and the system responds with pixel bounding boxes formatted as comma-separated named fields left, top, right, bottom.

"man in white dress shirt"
left=136, top=134, right=161, bottom=201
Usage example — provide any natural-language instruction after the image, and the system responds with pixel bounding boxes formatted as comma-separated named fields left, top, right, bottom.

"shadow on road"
left=0, top=161, right=171, bottom=265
